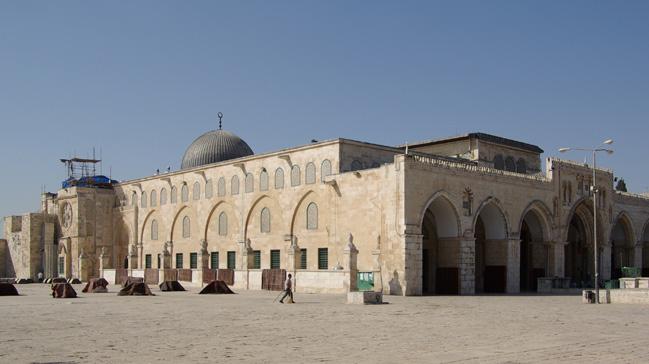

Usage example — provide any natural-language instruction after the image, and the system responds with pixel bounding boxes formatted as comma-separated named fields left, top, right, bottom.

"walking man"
left=279, top=273, right=293, bottom=304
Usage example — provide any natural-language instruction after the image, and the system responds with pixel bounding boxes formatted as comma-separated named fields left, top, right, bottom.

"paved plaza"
left=1, top=284, right=648, bottom=363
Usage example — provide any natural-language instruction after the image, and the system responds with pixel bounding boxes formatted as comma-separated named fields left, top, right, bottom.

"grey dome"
left=181, top=129, right=254, bottom=169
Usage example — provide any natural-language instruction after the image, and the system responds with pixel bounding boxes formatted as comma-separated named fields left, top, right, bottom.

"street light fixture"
left=559, top=139, right=614, bottom=304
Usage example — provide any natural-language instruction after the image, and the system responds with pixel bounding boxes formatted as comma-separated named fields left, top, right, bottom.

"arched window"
left=193, top=182, right=200, bottom=200
left=151, top=219, right=159, bottom=240
left=275, top=168, right=284, bottom=189
left=231, top=175, right=240, bottom=195
left=218, top=212, right=227, bottom=236
left=205, top=179, right=213, bottom=199
left=160, top=188, right=167, bottom=205
left=217, top=177, right=226, bottom=197
left=260, top=169, right=269, bottom=191
left=321, top=159, right=332, bottom=182
left=131, top=191, right=137, bottom=207
left=245, top=173, right=254, bottom=193
left=493, top=155, right=505, bottom=170
left=181, top=184, right=189, bottom=202
left=150, top=190, right=157, bottom=207
left=305, top=163, right=316, bottom=184
left=516, top=158, right=527, bottom=174
left=141, top=192, right=148, bottom=208
left=350, top=160, right=363, bottom=171
left=307, top=202, right=318, bottom=230
left=260, top=207, right=271, bottom=233
left=291, top=165, right=301, bottom=187
left=182, top=216, right=190, bottom=238
left=505, top=156, right=516, bottom=172
left=171, top=186, right=178, bottom=204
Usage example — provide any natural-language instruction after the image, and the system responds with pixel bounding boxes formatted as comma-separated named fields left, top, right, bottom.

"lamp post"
left=559, top=139, right=613, bottom=304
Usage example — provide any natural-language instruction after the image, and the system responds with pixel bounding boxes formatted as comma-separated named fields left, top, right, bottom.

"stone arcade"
left=2, top=127, right=649, bottom=295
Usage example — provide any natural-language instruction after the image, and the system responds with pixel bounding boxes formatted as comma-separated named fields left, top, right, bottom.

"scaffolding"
left=60, top=157, right=115, bottom=189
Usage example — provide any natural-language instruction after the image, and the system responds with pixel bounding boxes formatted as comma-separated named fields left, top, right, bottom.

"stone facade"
left=3, top=213, right=58, bottom=279
left=4, top=132, right=649, bottom=296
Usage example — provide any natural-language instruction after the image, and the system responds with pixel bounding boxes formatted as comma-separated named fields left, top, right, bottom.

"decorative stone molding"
left=409, top=154, right=551, bottom=182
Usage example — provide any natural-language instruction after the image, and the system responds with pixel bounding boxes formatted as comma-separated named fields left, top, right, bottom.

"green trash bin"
left=604, top=280, right=620, bottom=289
left=357, top=272, right=374, bottom=291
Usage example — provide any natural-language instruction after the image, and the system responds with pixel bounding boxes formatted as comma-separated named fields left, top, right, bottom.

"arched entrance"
left=565, top=201, right=598, bottom=288
left=474, top=201, right=508, bottom=293
left=421, top=196, right=460, bottom=295
left=610, top=214, right=635, bottom=279
left=519, top=209, right=548, bottom=292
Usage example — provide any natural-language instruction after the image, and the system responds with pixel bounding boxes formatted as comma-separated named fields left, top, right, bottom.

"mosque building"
left=2, top=118, right=649, bottom=295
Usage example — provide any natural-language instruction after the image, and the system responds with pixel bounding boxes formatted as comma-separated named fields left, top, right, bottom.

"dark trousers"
left=279, top=289, right=293, bottom=302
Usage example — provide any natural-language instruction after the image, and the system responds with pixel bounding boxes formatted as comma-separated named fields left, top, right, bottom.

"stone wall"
left=0, top=239, right=6, bottom=277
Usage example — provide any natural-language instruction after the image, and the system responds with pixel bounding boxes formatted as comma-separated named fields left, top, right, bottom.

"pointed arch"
left=182, top=216, right=191, bottom=238
left=260, top=207, right=271, bottom=233
left=151, top=219, right=159, bottom=240
left=205, top=179, right=213, bottom=199
left=181, top=184, right=189, bottom=202
left=419, top=191, right=462, bottom=295
left=291, top=165, right=301, bottom=186
left=141, top=192, right=148, bottom=208
left=169, top=205, right=189, bottom=241
left=306, top=202, right=318, bottom=230
left=321, top=159, right=332, bottom=181
left=418, top=191, right=462, bottom=238
left=562, top=197, right=606, bottom=243
left=472, top=197, right=510, bottom=239
left=202, top=200, right=240, bottom=242
left=517, top=200, right=553, bottom=242
left=611, top=211, right=637, bottom=244
left=611, top=211, right=637, bottom=278
left=289, top=191, right=313, bottom=235
left=193, top=181, right=201, bottom=200
left=243, top=194, right=281, bottom=239
left=275, top=167, right=284, bottom=189
left=260, top=169, right=269, bottom=191
left=139, top=209, right=157, bottom=244
left=245, top=173, right=254, bottom=193
left=305, top=162, right=316, bottom=184
left=518, top=200, right=552, bottom=292
left=160, top=188, right=168, bottom=205
left=171, top=186, right=178, bottom=204
left=217, top=177, right=226, bottom=197
left=642, top=219, right=649, bottom=242
left=150, top=190, right=157, bottom=207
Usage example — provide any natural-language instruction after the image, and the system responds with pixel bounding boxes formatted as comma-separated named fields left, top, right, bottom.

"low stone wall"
left=294, top=270, right=347, bottom=294
left=102, top=268, right=349, bottom=294
left=619, top=278, right=649, bottom=289
left=606, top=289, right=649, bottom=304
left=248, top=270, right=262, bottom=290
left=232, top=270, right=247, bottom=290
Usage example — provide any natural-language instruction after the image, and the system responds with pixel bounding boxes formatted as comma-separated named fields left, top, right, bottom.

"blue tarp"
left=62, top=175, right=117, bottom=189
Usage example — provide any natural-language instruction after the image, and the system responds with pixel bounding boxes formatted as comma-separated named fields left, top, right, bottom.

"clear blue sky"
left=1, top=1, right=648, bottom=235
